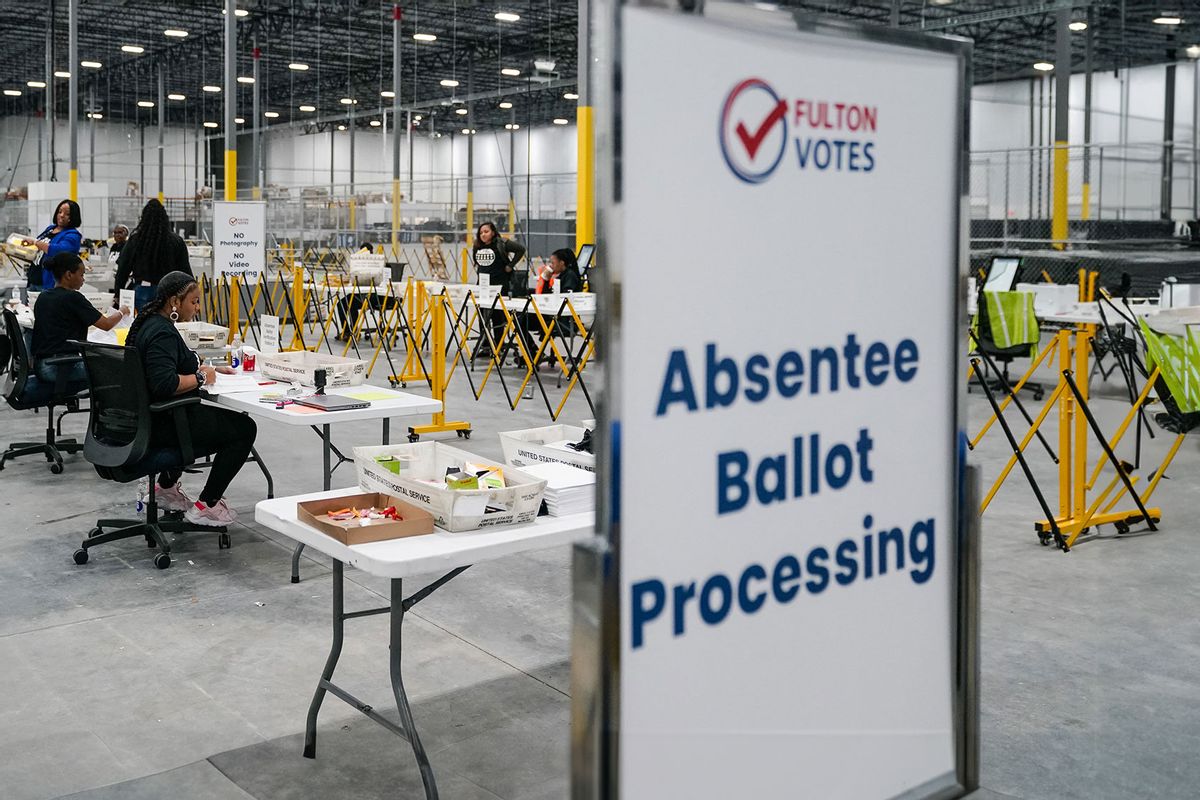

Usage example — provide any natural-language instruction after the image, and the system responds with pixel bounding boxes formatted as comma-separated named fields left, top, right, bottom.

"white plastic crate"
left=259, top=350, right=367, bottom=388
left=175, top=321, right=230, bottom=349
left=348, top=253, right=387, bottom=286
left=499, top=424, right=594, bottom=472
left=81, top=291, right=112, bottom=314
left=354, top=442, right=547, bottom=532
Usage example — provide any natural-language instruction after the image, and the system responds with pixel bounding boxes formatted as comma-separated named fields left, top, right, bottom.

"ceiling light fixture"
left=495, top=11, right=520, bottom=22
left=3, top=89, right=21, bottom=97
left=339, top=97, right=355, bottom=105
left=202, top=85, right=221, bottom=93
left=168, top=93, right=186, bottom=101
left=235, top=117, right=245, bottom=123
left=501, top=67, right=521, bottom=76
left=455, top=107, right=468, bottom=115
left=203, top=121, right=218, bottom=128
left=54, top=71, right=71, bottom=78
left=414, top=115, right=422, bottom=121
left=413, top=33, right=437, bottom=42
left=137, top=100, right=155, bottom=108
left=1033, top=61, right=1054, bottom=71
left=27, top=80, right=46, bottom=88
left=87, top=112, right=102, bottom=119
left=553, top=118, right=569, bottom=125
left=337, top=124, right=346, bottom=131
left=237, top=76, right=255, bottom=84
left=299, top=104, right=316, bottom=112
left=121, top=45, right=144, bottom=54
left=221, top=7, right=250, bottom=16
left=369, top=119, right=381, bottom=127
left=380, top=90, right=395, bottom=98
left=1069, top=20, right=1088, bottom=31
left=498, top=101, right=513, bottom=109
left=163, top=29, right=189, bottom=38
left=288, top=62, right=309, bottom=71
left=1154, top=16, right=1183, bottom=25
left=505, top=123, right=520, bottom=130
left=564, top=92, right=579, bottom=100
left=264, top=111, right=279, bottom=118
left=81, top=60, right=102, bottom=69
left=534, top=59, right=556, bottom=72
left=1188, top=44, right=1200, bottom=58
left=440, top=79, right=459, bottom=87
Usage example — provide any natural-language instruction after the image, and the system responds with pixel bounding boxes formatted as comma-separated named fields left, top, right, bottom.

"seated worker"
left=538, top=248, right=583, bottom=294
left=517, top=249, right=585, bottom=369
left=334, top=242, right=394, bottom=340
left=31, top=252, right=127, bottom=395
left=125, top=270, right=257, bottom=526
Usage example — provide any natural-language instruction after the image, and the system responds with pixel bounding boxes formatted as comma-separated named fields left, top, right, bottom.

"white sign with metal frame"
left=574, top=3, right=976, bottom=800
left=213, top=200, right=266, bottom=282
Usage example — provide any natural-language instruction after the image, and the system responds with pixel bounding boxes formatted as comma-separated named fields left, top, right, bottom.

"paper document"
left=201, top=373, right=265, bottom=395
left=340, top=388, right=397, bottom=401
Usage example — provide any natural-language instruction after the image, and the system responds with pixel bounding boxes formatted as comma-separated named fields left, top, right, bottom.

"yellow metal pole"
left=461, top=248, right=469, bottom=284
left=1058, top=330, right=1072, bottom=520
left=349, top=198, right=357, bottom=231
left=1081, top=183, right=1091, bottom=220
left=576, top=105, right=595, bottom=251
left=224, top=150, right=237, bottom=201
left=69, top=169, right=78, bottom=202
left=229, top=275, right=241, bottom=340
left=1073, top=329, right=1089, bottom=518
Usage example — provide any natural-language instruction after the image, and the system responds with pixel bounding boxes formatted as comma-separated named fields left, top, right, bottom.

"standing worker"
left=114, top=199, right=193, bottom=310
left=24, top=199, right=83, bottom=292
left=471, top=221, right=526, bottom=357
left=109, top=224, right=130, bottom=259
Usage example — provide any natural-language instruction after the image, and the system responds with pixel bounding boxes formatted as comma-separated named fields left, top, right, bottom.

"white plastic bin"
left=499, top=424, right=594, bottom=472
left=175, top=322, right=230, bottom=349
left=354, top=442, right=547, bottom=532
left=259, top=350, right=367, bottom=388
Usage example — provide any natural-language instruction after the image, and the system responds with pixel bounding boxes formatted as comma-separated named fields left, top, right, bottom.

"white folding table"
left=255, top=489, right=594, bottom=800
left=209, top=378, right=442, bottom=582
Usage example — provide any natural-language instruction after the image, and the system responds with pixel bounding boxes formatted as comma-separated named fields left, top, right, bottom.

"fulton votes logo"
left=719, top=78, right=788, bottom=184
left=719, top=78, right=879, bottom=184
left=228, top=216, right=250, bottom=226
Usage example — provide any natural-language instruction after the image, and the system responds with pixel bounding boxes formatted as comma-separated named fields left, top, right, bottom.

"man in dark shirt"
left=33, top=252, right=126, bottom=394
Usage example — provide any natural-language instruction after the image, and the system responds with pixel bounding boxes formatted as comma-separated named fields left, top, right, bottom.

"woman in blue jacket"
left=24, top=199, right=83, bottom=291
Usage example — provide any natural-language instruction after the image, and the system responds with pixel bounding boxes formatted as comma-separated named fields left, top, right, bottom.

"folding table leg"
left=304, top=560, right=345, bottom=759
left=291, top=423, right=334, bottom=583
left=391, top=577, right=439, bottom=799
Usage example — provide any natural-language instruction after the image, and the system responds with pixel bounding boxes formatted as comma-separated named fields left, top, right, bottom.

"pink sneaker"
left=155, top=481, right=194, bottom=513
left=185, top=499, right=238, bottom=527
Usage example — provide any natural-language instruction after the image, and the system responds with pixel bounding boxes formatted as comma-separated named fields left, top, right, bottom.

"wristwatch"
left=195, top=369, right=207, bottom=388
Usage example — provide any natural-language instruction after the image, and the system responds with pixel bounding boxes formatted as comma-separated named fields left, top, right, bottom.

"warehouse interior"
left=2, top=2, right=1200, bottom=799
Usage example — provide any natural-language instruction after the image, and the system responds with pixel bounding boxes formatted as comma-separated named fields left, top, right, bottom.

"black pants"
left=152, top=405, right=257, bottom=506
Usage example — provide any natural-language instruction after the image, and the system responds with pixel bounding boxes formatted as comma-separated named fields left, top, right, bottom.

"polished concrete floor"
left=1, top=346, right=1198, bottom=799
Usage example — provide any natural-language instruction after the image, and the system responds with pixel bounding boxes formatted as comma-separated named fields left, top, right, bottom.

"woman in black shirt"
left=115, top=199, right=193, bottom=311
left=125, top=271, right=256, bottom=526
left=32, top=252, right=126, bottom=395
left=472, top=222, right=526, bottom=357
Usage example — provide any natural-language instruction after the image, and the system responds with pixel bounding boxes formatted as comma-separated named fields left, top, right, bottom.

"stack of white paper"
left=519, top=462, right=595, bottom=516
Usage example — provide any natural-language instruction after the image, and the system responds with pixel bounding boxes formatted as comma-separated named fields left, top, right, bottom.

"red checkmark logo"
left=735, top=99, right=787, bottom=160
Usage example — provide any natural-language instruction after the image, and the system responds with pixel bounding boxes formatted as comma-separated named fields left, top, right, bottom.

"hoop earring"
left=170, top=307, right=179, bottom=322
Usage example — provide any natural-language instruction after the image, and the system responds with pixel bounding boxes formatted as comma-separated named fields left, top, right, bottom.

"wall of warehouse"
left=0, top=114, right=576, bottom=205
left=3, top=58, right=1199, bottom=223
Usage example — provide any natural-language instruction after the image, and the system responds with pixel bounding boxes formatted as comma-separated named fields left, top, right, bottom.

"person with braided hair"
left=113, top=199, right=192, bottom=311
left=128, top=271, right=256, bottom=526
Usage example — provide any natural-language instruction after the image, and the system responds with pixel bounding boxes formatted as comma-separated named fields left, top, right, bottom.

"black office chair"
left=0, top=308, right=87, bottom=474
left=70, top=341, right=228, bottom=570
left=969, top=293, right=1045, bottom=402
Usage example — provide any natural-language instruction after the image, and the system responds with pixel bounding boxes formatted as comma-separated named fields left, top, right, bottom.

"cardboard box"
left=499, top=424, right=595, bottom=472
left=297, top=492, right=435, bottom=545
